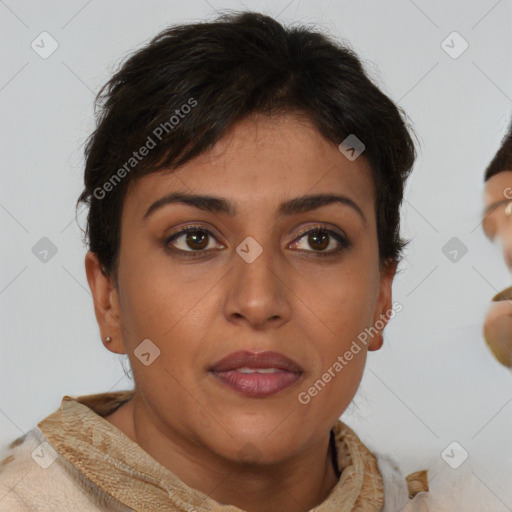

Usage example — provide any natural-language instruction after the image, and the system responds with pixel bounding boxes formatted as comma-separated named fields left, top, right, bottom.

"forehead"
left=124, top=113, right=376, bottom=219
left=484, top=170, right=512, bottom=207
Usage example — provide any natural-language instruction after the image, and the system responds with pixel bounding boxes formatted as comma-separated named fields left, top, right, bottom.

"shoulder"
left=0, top=428, right=52, bottom=509
left=375, top=450, right=510, bottom=512
left=375, top=453, right=431, bottom=512
left=0, top=428, right=115, bottom=511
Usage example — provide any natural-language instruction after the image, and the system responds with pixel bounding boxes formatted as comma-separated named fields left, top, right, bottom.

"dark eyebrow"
left=143, top=192, right=366, bottom=225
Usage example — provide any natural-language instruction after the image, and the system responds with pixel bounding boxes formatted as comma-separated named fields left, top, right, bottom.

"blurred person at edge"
left=482, top=120, right=512, bottom=369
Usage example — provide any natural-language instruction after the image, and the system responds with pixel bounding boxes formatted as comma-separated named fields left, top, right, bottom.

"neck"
left=104, top=395, right=340, bottom=512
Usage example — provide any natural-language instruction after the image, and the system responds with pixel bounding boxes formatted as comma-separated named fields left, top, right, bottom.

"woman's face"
left=93, top=113, right=396, bottom=464
left=482, top=170, right=512, bottom=367
left=483, top=170, right=512, bottom=270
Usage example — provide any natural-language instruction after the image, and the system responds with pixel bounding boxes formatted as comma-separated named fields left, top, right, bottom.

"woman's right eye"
left=165, top=226, right=223, bottom=256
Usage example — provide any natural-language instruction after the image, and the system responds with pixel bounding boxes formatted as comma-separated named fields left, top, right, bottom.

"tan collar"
left=38, top=390, right=384, bottom=511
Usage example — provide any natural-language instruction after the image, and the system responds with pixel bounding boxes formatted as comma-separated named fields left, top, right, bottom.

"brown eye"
left=165, top=226, right=223, bottom=256
left=184, top=230, right=209, bottom=250
left=291, top=227, right=350, bottom=257
left=307, top=230, right=329, bottom=251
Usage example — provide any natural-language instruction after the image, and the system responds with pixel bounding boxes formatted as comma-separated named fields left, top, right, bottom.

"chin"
left=213, top=421, right=303, bottom=466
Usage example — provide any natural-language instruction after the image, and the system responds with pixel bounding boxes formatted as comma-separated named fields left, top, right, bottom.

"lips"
left=210, top=350, right=304, bottom=373
left=209, top=350, right=304, bottom=397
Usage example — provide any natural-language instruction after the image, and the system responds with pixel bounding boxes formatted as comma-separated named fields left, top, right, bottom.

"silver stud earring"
left=104, top=336, right=112, bottom=344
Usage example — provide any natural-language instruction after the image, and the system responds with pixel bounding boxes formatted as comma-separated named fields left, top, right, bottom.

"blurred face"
left=483, top=170, right=512, bottom=270
left=89, top=113, right=396, bottom=466
left=482, top=170, right=512, bottom=367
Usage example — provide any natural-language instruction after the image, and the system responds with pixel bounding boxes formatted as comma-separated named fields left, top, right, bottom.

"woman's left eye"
left=164, top=226, right=350, bottom=258
left=290, top=227, right=350, bottom=257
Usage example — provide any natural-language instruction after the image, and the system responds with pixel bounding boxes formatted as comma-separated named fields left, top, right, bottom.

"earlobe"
left=368, top=333, right=383, bottom=352
left=368, top=259, right=398, bottom=352
left=84, top=252, right=125, bottom=354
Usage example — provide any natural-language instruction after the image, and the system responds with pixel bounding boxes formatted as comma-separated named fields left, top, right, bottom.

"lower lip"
left=210, top=369, right=302, bottom=397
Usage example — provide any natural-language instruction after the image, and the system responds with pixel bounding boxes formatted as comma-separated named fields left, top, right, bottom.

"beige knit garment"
left=34, top=390, right=386, bottom=511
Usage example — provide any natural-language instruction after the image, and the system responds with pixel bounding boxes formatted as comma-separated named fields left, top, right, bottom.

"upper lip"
left=210, top=350, right=304, bottom=373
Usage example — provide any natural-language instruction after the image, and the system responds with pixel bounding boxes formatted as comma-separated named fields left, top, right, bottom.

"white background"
left=1, top=0, right=512, bottom=508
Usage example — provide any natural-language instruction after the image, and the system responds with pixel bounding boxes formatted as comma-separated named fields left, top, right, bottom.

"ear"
left=368, top=259, right=399, bottom=352
left=85, top=251, right=126, bottom=354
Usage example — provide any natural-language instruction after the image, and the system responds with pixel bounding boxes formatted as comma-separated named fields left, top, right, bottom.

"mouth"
left=209, top=350, right=304, bottom=398
left=492, top=286, right=512, bottom=302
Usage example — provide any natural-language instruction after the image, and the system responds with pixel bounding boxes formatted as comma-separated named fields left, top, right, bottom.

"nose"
left=223, top=245, right=291, bottom=330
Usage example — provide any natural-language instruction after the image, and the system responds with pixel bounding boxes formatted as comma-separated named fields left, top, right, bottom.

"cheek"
left=484, top=302, right=512, bottom=367
left=293, top=267, right=377, bottom=416
left=117, top=263, right=213, bottom=399
left=118, top=244, right=212, bottom=333
left=296, top=260, right=378, bottom=343
left=297, top=339, right=368, bottom=423
left=117, top=247, right=228, bottom=382
left=496, top=228, right=512, bottom=261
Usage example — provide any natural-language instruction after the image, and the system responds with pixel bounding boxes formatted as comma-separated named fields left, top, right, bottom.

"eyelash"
left=163, top=225, right=351, bottom=259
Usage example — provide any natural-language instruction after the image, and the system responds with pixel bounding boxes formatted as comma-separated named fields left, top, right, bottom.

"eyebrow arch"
left=143, top=192, right=366, bottom=225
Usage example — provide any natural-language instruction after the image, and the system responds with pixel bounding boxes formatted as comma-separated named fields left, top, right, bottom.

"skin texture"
left=85, top=112, right=397, bottom=512
left=482, top=170, right=512, bottom=368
